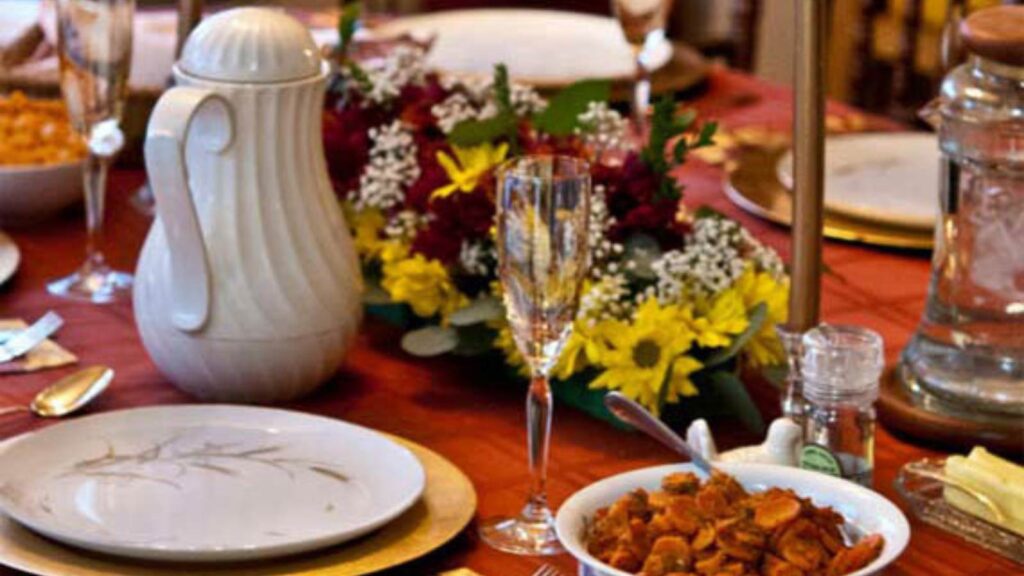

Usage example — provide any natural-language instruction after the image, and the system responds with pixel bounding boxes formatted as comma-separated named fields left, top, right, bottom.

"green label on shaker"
left=800, top=444, right=843, bottom=477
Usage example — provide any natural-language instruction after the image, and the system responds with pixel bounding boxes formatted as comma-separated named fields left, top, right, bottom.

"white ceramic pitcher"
left=135, top=8, right=362, bottom=402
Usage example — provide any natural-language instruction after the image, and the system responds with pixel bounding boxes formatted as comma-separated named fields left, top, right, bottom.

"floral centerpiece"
left=322, top=28, right=789, bottom=429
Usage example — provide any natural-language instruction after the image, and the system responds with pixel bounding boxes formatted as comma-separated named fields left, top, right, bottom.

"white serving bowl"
left=0, top=160, right=83, bottom=226
left=556, top=463, right=910, bottom=576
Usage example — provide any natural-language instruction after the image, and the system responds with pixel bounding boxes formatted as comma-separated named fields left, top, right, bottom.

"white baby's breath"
left=576, top=102, right=628, bottom=152
left=358, top=45, right=427, bottom=106
left=353, top=120, right=420, bottom=211
left=458, top=241, right=493, bottom=276
left=385, top=209, right=428, bottom=240
left=651, top=216, right=786, bottom=303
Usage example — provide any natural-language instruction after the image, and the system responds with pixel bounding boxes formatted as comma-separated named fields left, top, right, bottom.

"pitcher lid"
left=179, top=8, right=322, bottom=83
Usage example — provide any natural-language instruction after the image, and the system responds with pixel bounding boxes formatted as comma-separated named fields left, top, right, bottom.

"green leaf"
left=448, top=296, right=505, bottom=326
left=337, top=1, right=361, bottom=55
left=761, top=364, right=789, bottom=390
left=400, top=326, right=458, bottom=357
left=709, top=370, right=765, bottom=435
left=703, top=302, right=768, bottom=369
left=447, top=113, right=517, bottom=147
left=532, top=79, right=612, bottom=136
left=694, top=205, right=726, bottom=219
left=696, top=121, right=718, bottom=147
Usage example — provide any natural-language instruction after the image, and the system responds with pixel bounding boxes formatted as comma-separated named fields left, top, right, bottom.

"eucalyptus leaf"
left=401, top=326, right=458, bottom=357
left=448, top=296, right=505, bottom=326
left=703, top=302, right=768, bottom=368
left=532, top=79, right=611, bottom=136
left=709, top=370, right=765, bottom=434
left=623, top=233, right=662, bottom=280
left=361, top=282, right=393, bottom=305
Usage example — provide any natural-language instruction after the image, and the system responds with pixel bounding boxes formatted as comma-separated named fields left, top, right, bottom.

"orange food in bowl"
left=587, top=472, right=885, bottom=576
left=0, top=91, right=86, bottom=166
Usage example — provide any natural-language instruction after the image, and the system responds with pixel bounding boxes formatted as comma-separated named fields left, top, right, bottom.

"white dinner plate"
left=0, top=232, right=19, bottom=286
left=365, top=9, right=673, bottom=88
left=777, top=133, right=940, bottom=231
left=557, top=463, right=910, bottom=576
left=0, top=405, right=425, bottom=562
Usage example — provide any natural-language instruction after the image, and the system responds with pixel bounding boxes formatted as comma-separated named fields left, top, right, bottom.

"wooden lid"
left=961, top=6, right=1024, bottom=66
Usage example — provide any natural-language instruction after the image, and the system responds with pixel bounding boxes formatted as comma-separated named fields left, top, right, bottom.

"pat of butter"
left=943, top=447, right=1024, bottom=537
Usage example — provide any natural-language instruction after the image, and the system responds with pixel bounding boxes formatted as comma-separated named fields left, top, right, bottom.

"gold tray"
left=0, top=435, right=476, bottom=576
left=725, top=146, right=934, bottom=251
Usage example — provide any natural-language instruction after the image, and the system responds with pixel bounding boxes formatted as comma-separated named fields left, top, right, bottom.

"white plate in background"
left=777, top=133, right=940, bottom=231
left=0, top=405, right=425, bottom=562
left=367, top=9, right=672, bottom=88
left=0, top=232, right=19, bottom=286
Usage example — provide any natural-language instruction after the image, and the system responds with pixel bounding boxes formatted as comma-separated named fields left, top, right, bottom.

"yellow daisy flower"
left=381, top=251, right=468, bottom=320
left=345, top=206, right=386, bottom=258
left=552, top=320, right=613, bottom=381
left=431, top=142, right=509, bottom=200
left=734, top=266, right=790, bottom=367
left=588, top=298, right=701, bottom=416
left=687, top=289, right=749, bottom=349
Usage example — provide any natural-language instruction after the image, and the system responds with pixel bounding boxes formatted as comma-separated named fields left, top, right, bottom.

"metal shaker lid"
left=960, top=6, right=1024, bottom=67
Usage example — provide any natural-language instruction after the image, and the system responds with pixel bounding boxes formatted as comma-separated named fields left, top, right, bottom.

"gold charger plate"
left=0, top=435, right=476, bottom=576
left=724, top=147, right=934, bottom=251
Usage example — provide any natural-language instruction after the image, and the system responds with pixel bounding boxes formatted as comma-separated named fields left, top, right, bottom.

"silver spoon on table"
left=0, top=366, right=113, bottom=418
left=604, top=391, right=719, bottom=476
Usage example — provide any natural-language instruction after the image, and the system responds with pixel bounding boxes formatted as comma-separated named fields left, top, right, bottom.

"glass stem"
left=83, top=151, right=110, bottom=270
left=633, top=51, right=651, bottom=134
left=523, top=373, right=553, bottom=522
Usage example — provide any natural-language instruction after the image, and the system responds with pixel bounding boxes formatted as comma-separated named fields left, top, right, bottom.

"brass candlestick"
left=780, top=0, right=827, bottom=418
left=176, top=0, right=203, bottom=57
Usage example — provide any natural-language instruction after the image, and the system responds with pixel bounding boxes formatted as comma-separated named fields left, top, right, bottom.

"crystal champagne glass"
left=49, top=0, right=134, bottom=303
left=479, top=155, right=591, bottom=555
left=611, top=0, right=673, bottom=132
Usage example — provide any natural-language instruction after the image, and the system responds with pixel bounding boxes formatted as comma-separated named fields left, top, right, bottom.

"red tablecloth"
left=0, top=69, right=1017, bottom=576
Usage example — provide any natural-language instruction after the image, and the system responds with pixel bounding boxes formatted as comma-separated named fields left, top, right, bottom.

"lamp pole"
left=779, top=0, right=827, bottom=418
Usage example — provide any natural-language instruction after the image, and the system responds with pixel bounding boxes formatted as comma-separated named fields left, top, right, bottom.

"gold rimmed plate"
left=0, top=424, right=476, bottom=575
left=725, top=146, right=934, bottom=251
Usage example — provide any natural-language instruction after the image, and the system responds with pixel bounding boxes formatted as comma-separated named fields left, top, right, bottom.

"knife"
left=0, top=312, right=64, bottom=364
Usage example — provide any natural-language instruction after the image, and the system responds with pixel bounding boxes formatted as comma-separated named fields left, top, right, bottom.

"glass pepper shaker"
left=798, top=325, right=885, bottom=488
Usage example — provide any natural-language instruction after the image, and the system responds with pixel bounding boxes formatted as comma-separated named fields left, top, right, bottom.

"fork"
left=531, top=565, right=563, bottom=576
left=0, top=311, right=63, bottom=363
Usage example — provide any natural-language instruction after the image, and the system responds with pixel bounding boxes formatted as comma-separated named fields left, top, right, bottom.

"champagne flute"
left=479, top=155, right=591, bottom=556
left=48, top=0, right=134, bottom=303
left=611, top=0, right=673, bottom=132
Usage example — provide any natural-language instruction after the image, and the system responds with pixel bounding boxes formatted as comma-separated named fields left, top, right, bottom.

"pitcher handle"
left=144, top=88, right=234, bottom=333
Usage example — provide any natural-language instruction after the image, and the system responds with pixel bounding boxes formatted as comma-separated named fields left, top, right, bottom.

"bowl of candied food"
left=556, top=464, right=910, bottom=576
left=0, top=91, right=86, bottom=226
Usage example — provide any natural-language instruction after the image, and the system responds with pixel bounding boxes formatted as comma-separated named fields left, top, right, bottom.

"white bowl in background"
left=556, top=463, right=910, bottom=576
left=0, top=160, right=83, bottom=227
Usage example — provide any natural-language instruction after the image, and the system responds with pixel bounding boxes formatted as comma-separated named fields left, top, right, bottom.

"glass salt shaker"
left=798, top=325, right=884, bottom=488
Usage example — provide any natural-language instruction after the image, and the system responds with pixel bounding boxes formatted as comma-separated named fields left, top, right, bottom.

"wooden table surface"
left=0, top=69, right=1020, bottom=576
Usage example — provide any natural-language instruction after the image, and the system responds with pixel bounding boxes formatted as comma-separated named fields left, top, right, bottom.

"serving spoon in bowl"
left=0, top=365, right=113, bottom=418
left=604, top=391, right=718, bottom=476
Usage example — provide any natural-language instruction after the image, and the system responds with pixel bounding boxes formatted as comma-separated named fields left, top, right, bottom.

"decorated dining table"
left=0, top=2, right=1022, bottom=576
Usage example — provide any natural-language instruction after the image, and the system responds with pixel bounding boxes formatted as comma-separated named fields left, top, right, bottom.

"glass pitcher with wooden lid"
left=903, top=5, right=1024, bottom=417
